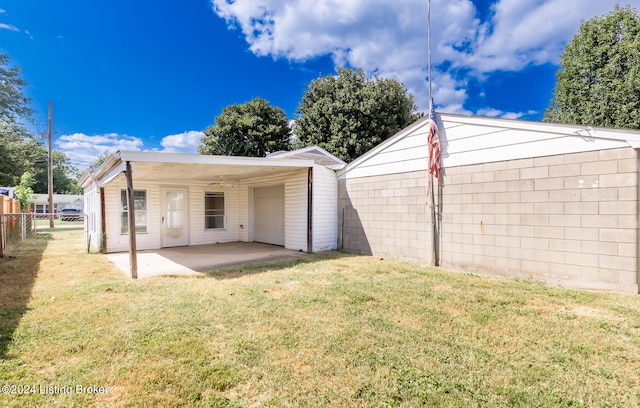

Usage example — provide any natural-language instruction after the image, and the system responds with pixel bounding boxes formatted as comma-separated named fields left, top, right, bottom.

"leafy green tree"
left=91, top=151, right=113, bottom=169
left=544, top=5, right=640, bottom=129
left=53, top=151, right=83, bottom=194
left=0, top=53, right=38, bottom=187
left=0, top=53, right=33, bottom=125
left=294, top=68, right=422, bottom=162
left=198, top=97, right=292, bottom=157
left=32, top=150, right=83, bottom=195
left=13, top=172, right=36, bottom=212
left=0, top=122, right=43, bottom=187
left=0, top=52, right=81, bottom=193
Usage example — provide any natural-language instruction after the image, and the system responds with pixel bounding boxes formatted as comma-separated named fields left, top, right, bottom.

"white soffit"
left=92, top=151, right=314, bottom=185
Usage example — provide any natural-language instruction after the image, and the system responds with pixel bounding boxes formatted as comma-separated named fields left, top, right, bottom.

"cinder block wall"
left=339, top=147, right=639, bottom=293
left=338, top=171, right=431, bottom=262
left=441, top=147, right=639, bottom=293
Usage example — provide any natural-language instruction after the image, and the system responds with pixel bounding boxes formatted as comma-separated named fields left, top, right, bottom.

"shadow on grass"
left=199, top=251, right=358, bottom=280
left=0, top=231, right=52, bottom=360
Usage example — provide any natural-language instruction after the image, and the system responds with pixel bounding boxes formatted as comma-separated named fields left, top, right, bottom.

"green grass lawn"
left=1, top=229, right=640, bottom=407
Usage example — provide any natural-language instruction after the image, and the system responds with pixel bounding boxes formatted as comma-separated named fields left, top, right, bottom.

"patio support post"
left=307, top=167, right=313, bottom=253
left=125, top=161, right=138, bottom=279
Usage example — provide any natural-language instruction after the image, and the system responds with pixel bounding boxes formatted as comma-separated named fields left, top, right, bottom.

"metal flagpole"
left=428, top=0, right=438, bottom=266
left=428, top=0, right=432, bottom=102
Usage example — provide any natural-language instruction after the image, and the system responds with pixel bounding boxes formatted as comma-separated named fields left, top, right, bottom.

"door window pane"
left=166, top=191, right=184, bottom=229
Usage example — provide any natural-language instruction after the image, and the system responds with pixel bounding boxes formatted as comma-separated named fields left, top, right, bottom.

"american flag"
left=427, top=98, right=441, bottom=181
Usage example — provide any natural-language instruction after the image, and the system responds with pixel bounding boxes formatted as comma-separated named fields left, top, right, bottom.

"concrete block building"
left=338, top=113, right=640, bottom=293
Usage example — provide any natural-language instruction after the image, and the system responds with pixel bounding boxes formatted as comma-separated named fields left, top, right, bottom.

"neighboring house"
left=338, top=113, right=640, bottom=294
left=0, top=187, right=14, bottom=198
left=0, top=188, right=83, bottom=213
left=78, top=146, right=345, bottom=255
left=31, top=194, right=84, bottom=214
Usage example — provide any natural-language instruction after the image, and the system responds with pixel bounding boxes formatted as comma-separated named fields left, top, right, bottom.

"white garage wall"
left=238, top=169, right=309, bottom=252
left=312, top=164, right=338, bottom=251
left=83, top=179, right=102, bottom=252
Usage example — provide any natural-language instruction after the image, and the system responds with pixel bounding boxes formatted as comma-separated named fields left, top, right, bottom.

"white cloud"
left=160, top=131, right=204, bottom=154
left=211, top=0, right=624, bottom=114
left=0, top=23, right=18, bottom=32
left=56, top=131, right=205, bottom=170
left=1, top=9, right=19, bottom=32
left=464, top=0, right=624, bottom=73
left=56, top=133, right=144, bottom=169
left=476, top=108, right=540, bottom=120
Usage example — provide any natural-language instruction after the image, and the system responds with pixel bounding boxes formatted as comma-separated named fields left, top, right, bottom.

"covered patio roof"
left=80, top=150, right=315, bottom=187
left=79, top=150, right=319, bottom=279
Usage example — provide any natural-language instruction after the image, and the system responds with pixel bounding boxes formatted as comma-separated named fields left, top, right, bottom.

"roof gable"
left=267, top=146, right=346, bottom=170
left=339, top=113, right=640, bottom=179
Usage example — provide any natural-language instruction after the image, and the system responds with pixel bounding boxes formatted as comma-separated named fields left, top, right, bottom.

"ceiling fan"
left=208, top=176, right=235, bottom=189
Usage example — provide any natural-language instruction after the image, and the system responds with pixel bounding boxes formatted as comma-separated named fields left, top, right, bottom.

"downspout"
left=307, top=167, right=313, bottom=253
left=125, top=161, right=138, bottom=279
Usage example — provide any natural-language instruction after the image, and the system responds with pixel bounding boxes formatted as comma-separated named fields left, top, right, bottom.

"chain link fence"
left=0, top=213, right=87, bottom=258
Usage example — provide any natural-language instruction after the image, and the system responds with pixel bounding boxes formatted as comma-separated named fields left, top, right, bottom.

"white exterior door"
left=162, top=188, right=188, bottom=247
left=253, top=185, right=285, bottom=246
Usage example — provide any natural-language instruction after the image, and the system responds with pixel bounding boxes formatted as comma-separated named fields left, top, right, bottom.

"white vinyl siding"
left=340, top=115, right=634, bottom=180
left=104, top=183, right=161, bottom=253
left=83, top=180, right=102, bottom=252
left=284, top=171, right=308, bottom=251
left=188, top=185, right=238, bottom=246
left=312, top=164, right=338, bottom=251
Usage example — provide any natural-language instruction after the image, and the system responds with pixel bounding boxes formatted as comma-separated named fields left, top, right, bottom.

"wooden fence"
left=0, top=195, right=22, bottom=257
left=0, top=195, right=20, bottom=214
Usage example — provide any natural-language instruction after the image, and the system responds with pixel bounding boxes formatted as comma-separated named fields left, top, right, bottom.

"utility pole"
left=48, top=101, right=54, bottom=228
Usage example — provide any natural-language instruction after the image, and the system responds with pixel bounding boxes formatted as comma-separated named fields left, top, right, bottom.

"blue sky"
left=0, top=0, right=632, bottom=169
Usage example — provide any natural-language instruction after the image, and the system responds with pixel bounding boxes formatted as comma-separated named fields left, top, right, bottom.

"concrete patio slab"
left=105, top=241, right=307, bottom=279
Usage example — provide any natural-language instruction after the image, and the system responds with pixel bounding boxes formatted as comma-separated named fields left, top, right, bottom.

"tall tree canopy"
left=0, top=123, right=42, bottom=187
left=0, top=52, right=81, bottom=193
left=198, top=97, right=292, bottom=157
left=544, top=5, right=640, bottom=129
left=0, top=53, right=37, bottom=187
left=0, top=53, right=33, bottom=125
left=32, top=150, right=83, bottom=195
left=294, top=68, right=422, bottom=162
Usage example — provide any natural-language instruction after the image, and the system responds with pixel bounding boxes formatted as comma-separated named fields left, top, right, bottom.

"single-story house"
left=0, top=188, right=84, bottom=213
left=31, top=193, right=84, bottom=213
left=79, top=146, right=345, bottom=258
left=338, top=113, right=640, bottom=294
